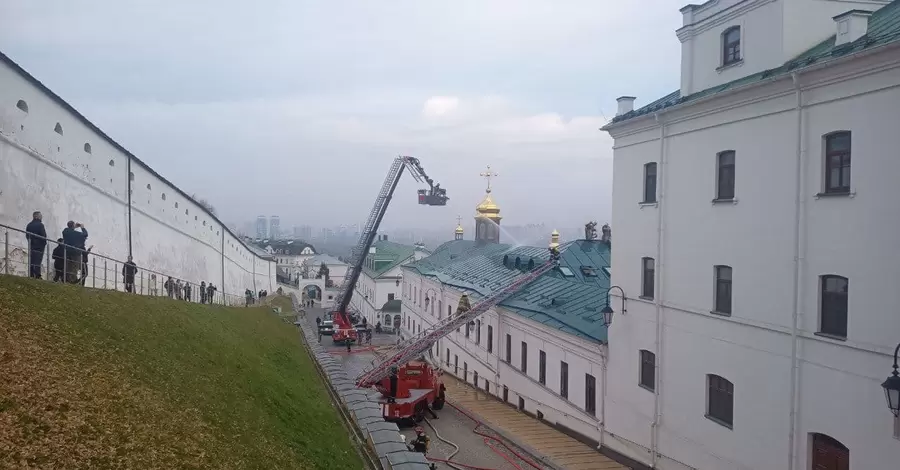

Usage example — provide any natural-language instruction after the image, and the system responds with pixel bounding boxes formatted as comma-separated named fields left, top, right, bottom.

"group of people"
left=244, top=289, right=269, bottom=306
left=22, top=211, right=235, bottom=306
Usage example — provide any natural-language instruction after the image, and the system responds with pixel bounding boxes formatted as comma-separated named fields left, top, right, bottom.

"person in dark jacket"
left=25, top=211, right=47, bottom=279
left=200, top=281, right=207, bottom=303
left=51, top=238, right=65, bottom=282
left=122, top=256, right=138, bottom=293
left=61, top=221, right=87, bottom=283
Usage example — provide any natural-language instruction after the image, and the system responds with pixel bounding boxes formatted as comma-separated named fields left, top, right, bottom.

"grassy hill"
left=0, top=276, right=362, bottom=469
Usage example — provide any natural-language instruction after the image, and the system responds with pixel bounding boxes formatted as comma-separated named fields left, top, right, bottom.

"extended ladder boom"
left=333, top=156, right=447, bottom=317
left=355, top=249, right=561, bottom=387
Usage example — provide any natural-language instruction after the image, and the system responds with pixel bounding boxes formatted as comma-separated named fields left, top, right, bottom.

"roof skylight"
left=559, top=266, right=575, bottom=277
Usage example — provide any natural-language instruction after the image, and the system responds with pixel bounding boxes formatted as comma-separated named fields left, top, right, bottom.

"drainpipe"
left=126, top=156, right=133, bottom=258
left=787, top=72, right=805, bottom=470
left=651, top=112, right=667, bottom=468
left=599, top=351, right=608, bottom=449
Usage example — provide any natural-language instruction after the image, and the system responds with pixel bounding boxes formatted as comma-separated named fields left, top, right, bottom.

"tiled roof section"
left=382, top=299, right=402, bottom=313
left=404, top=240, right=612, bottom=343
left=309, top=253, right=347, bottom=266
left=608, top=0, right=900, bottom=125
left=364, top=240, right=416, bottom=278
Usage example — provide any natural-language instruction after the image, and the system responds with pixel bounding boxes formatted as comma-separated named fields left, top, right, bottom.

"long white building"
left=351, top=235, right=430, bottom=327
left=602, top=1, right=900, bottom=469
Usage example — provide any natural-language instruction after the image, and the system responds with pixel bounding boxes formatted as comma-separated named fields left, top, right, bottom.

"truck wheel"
left=413, top=402, right=426, bottom=423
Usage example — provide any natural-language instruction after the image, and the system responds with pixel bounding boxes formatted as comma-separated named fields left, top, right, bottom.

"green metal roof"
left=363, top=240, right=415, bottom=278
left=608, top=0, right=900, bottom=125
left=404, top=240, right=612, bottom=343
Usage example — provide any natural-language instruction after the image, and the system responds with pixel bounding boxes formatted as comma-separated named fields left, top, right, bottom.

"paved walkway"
left=444, top=377, right=629, bottom=470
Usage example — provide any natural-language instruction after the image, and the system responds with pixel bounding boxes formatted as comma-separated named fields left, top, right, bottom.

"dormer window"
left=722, top=26, right=741, bottom=66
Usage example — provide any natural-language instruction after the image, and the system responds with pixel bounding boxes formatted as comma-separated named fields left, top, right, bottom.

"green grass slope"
left=0, top=276, right=362, bottom=469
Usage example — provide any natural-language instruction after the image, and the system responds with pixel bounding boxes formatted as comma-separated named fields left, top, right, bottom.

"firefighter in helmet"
left=410, top=427, right=430, bottom=454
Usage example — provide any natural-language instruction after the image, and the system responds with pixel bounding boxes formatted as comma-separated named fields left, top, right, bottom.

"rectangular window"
left=716, top=151, right=736, bottom=200
left=641, top=257, right=655, bottom=299
left=585, top=374, right=597, bottom=416
left=824, top=132, right=851, bottom=194
left=707, top=374, right=734, bottom=428
left=387, top=293, right=395, bottom=301
left=518, top=397, right=525, bottom=410
left=505, top=334, right=512, bottom=362
left=463, top=362, right=468, bottom=382
left=446, top=348, right=450, bottom=366
left=714, top=265, right=733, bottom=315
left=643, top=162, right=657, bottom=203
left=639, top=350, right=656, bottom=391
left=473, top=370, right=479, bottom=387
left=539, top=350, right=547, bottom=385
left=487, top=325, right=494, bottom=353
left=560, top=361, right=569, bottom=399
left=454, top=355, right=459, bottom=375
left=465, top=321, right=470, bottom=338
left=820, top=275, right=849, bottom=338
left=475, top=320, right=481, bottom=344
left=503, top=385, right=508, bottom=402
left=521, top=341, right=528, bottom=374
left=722, top=26, right=741, bottom=66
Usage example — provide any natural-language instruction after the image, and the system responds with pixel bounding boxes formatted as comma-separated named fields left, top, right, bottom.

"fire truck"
left=329, top=157, right=448, bottom=344
left=355, top=245, right=562, bottom=422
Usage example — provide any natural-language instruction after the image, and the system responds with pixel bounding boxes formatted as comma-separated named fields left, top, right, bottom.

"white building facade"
left=349, top=237, right=429, bottom=326
left=603, top=1, right=900, bottom=469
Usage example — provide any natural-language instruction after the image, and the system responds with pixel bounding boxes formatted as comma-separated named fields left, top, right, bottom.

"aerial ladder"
left=328, top=156, right=448, bottom=344
left=355, top=245, right=561, bottom=421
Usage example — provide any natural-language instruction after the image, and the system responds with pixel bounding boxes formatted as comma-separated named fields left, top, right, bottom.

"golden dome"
left=455, top=224, right=464, bottom=234
left=475, top=191, right=502, bottom=219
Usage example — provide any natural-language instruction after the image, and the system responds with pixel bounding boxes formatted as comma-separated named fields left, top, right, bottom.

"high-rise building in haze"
left=269, top=216, right=280, bottom=240
left=293, top=225, right=313, bottom=240
left=256, top=216, right=267, bottom=239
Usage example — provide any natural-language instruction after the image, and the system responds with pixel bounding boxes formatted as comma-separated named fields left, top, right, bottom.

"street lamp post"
left=600, top=285, right=627, bottom=327
left=883, top=342, right=900, bottom=417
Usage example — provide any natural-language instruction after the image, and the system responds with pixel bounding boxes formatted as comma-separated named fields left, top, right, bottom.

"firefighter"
left=409, top=427, right=429, bottom=454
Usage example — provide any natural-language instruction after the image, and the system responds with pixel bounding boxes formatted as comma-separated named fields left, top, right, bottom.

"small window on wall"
left=643, top=163, right=657, bottom=203
left=639, top=350, right=656, bottom=391
left=129, top=172, right=134, bottom=181
left=819, top=275, right=848, bottom=338
left=716, top=151, right=736, bottom=200
left=54, top=122, right=63, bottom=135
left=824, top=131, right=851, bottom=194
left=641, top=257, right=655, bottom=299
left=175, top=202, right=179, bottom=208
left=722, top=26, right=741, bottom=66
left=146, top=184, right=152, bottom=190
left=706, top=374, right=734, bottom=428
left=83, top=143, right=92, bottom=154
left=714, top=265, right=733, bottom=315
left=109, top=159, right=115, bottom=167
left=161, top=193, right=167, bottom=201
left=16, top=100, right=28, bottom=113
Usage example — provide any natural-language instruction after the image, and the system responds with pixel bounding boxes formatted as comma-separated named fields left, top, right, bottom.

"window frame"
left=643, top=162, right=658, bottom=204
left=823, top=131, right=852, bottom=194
left=585, top=374, right=597, bottom=416
left=475, top=319, right=481, bottom=344
left=487, top=325, right=493, bottom=353
left=639, top=350, right=656, bottom=392
left=706, top=374, right=734, bottom=428
left=560, top=361, right=569, bottom=399
left=505, top=334, right=512, bottom=363
left=521, top=341, right=528, bottom=374
left=819, top=275, right=849, bottom=339
left=714, top=265, right=733, bottom=315
left=641, top=257, right=655, bottom=299
left=716, top=150, right=736, bottom=200
left=722, top=26, right=742, bottom=66
left=539, top=350, right=547, bottom=385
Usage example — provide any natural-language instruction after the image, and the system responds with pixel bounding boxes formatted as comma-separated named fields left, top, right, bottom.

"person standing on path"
left=61, top=221, right=87, bottom=283
left=122, top=256, right=138, bottom=293
left=25, top=211, right=47, bottom=279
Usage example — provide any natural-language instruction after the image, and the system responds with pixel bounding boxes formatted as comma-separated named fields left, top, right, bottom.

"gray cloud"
left=1, top=0, right=686, bottom=231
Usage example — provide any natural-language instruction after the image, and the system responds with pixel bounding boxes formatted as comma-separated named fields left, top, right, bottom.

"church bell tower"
left=475, top=165, right=502, bottom=245
left=454, top=215, right=464, bottom=241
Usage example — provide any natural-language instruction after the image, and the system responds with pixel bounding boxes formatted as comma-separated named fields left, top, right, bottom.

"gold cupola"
left=454, top=215, right=464, bottom=240
left=475, top=165, right=502, bottom=244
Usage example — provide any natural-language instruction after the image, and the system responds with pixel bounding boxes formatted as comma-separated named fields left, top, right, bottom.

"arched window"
left=83, top=143, right=92, bottom=154
left=722, top=26, right=741, bottom=66
left=810, top=433, right=849, bottom=470
left=108, top=159, right=115, bottom=167
left=706, top=374, right=733, bottom=428
left=53, top=122, right=64, bottom=135
left=161, top=193, right=167, bottom=201
left=146, top=183, right=151, bottom=190
left=16, top=100, right=28, bottom=113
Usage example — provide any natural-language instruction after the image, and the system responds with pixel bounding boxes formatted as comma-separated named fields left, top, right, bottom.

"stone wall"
left=0, top=52, right=275, bottom=296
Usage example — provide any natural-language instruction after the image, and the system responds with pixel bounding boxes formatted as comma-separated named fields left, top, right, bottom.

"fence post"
left=27, top=236, right=32, bottom=279
left=114, top=262, right=118, bottom=291
left=4, top=231, right=9, bottom=275
left=92, top=256, right=96, bottom=287
left=103, top=260, right=107, bottom=289
left=140, top=270, right=144, bottom=295
left=63, top=244, right=67, bottom=281
left=46, top=243, right=51, bottom=279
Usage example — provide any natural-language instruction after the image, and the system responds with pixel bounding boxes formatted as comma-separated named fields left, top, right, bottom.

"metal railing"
left=1, top=222, right=248, bottom=306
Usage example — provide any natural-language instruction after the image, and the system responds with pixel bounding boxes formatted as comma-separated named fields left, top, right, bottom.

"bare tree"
left=192, top=193, right=216, bottom=215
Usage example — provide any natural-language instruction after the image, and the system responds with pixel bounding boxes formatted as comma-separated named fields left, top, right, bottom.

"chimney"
left=834, top=10, right=873, bottom=46
left=616, top=96, right=637, bottom=116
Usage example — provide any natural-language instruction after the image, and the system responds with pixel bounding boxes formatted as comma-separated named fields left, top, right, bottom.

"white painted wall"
left=677, top=0, right=890, bottom=96
left=400, top=267, right=609, bottom=447
left=605, top=40, right=900, bottom=470
left=0, top=56, right=276, bottom=298
left=351, top=260, right=406, bottom=325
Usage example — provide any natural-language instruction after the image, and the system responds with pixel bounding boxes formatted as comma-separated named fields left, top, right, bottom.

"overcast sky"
left=1, top=0, right=685, bottom=232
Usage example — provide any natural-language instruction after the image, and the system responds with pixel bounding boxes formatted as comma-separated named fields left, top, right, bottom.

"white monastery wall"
left=0, top=57, right=275, bottom=296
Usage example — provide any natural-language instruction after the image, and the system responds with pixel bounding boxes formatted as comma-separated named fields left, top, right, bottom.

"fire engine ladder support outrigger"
left=332, top=156, right=445, bottom=327
left=355, top=250, right=561, bottom=388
